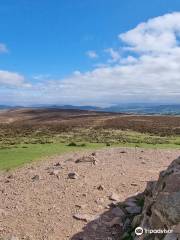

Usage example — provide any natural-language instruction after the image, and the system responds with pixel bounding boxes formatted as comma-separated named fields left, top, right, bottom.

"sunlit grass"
left=0, top=142, right=105, bottom=170
left=0, top=128, right=180, bottom=170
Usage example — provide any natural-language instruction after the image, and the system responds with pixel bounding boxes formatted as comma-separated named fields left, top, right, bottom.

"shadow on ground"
left=71, top=190, right=146, bottom=240
left=71, top=208, right=123, bottom=240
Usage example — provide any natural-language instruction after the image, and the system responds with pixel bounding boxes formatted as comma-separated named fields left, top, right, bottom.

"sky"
left=1, top=0, right=180, bottom=106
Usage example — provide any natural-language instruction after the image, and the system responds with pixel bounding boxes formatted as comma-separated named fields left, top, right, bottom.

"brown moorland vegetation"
left=0, top=108, right=180, bottom=136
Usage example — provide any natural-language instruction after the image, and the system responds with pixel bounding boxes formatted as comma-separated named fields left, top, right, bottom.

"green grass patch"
left=0, top=127, right=180, bottom=171
left=0, top=142, right=105, bottom=171
left=0, top=140, right=180, bottom=171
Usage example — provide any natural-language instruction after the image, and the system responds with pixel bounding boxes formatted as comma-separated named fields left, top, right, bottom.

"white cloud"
left=1, top=12, right=180, bottom=105
left=0, top=70, right=30, bottom=87
left=105, top=48, right=120, bottom=62
left=119, top=12, right=180, bottom=53
left=0, top=43, right=8, bottom=54
left=86, top=50, right=98, bottom=59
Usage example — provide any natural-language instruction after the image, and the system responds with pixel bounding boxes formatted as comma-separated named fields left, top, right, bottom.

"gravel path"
left=0, top=147, right=180, bottom=240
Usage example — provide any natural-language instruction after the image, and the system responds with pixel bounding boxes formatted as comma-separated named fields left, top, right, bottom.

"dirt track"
left=0, top=147, right=180, bottom=240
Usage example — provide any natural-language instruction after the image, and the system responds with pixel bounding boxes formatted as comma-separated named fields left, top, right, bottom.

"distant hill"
left=1, top=104, right=180, bottom=115
left=0, top=105, right=11, bottom=109
left=0, top=105, right=22, bottom=110
left=103, top=104, right=180, bottom=115
left=36, top=104, right=180, bottom=115
left=49, top=105, right=102, bottom=111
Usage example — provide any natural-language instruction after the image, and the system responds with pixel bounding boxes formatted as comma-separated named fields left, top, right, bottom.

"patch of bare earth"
left=0, top=148, right=180, bottom=240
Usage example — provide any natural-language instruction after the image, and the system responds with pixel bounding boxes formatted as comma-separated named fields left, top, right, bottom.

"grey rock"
left=163, top=233, right=179, bottom=240
left=68, top=172, right=79, bottom=179
left=111, top=207, right=125, bottom=217
left=126, top=206, right=142, bottom=214
left=127, top=156, right=180, bottom=240
left=125, top=200, right=138, bottom=207
left=104, top=217, right=123, bottom=227
left=73, top=213, right=98, bottom=222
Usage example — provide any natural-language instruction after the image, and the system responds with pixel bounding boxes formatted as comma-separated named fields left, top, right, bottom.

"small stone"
left=50, top=169, right=60, bottom=176
left=73, top=214, right=96, bottom=222
left=31, top=175, right=40, bottom=181
left=105, top=206, right=110, bottom=209
left=54, top=162, right=61, bottom=167
left=75, top=204, right=87, bottom=209
left=68, top=172, right=79, bottom=179
left=4, top=180, right=10, bottom=183
left=97, top=185, right=104, bottom=191
left=93, top=160, right=98, bottom=165
left=109, top=193, right=120, bottom=201
left=111, top=207, right=125, bottom=217
left=7, top=174, right=14, bottom=179
left=131, top=183, right=138, bottom=187
left=125, top=206, right=141, bottom=214
left=120, top=150, right=126, bottom=154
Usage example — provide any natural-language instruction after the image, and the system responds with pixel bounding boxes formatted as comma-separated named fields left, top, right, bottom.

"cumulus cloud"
left=0, top=70, right=30, bottom=87
left=2, top=12, right=180, bottom=105
left=0, top=43, right=8, bottom=54
left=119, top=12, right=180, bottom=53
left=86, top=50, right=98, bottom=59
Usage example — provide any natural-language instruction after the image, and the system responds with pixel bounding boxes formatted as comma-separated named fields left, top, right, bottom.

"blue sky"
left=1, top=0, right=180, bottom=106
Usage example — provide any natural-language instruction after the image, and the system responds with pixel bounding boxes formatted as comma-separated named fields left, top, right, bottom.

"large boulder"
left=140, top=157, right=180, bottom=240
left=122, top=157, right=180, bottom=240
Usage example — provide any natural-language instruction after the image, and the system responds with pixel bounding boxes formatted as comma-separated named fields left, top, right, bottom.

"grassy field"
left=0, top=142, right=106, bottom=170
left=0, top=129, right=180, bottom=170
left=0, top=108, right=180, bottom=170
